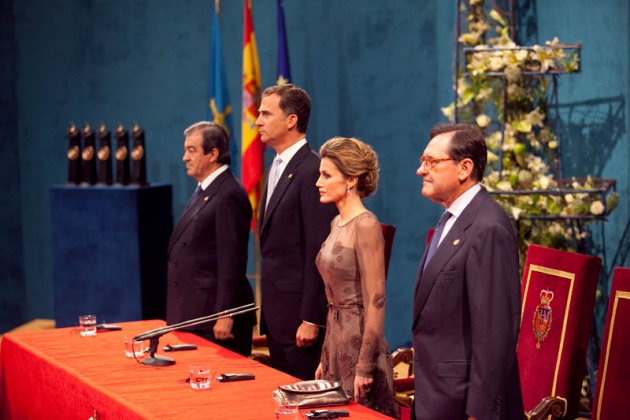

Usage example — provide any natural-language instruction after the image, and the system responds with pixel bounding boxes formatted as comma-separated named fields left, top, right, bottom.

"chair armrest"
left=392, top=347, right=414, bottom=378
left=525, top=396, right=567, bottom=420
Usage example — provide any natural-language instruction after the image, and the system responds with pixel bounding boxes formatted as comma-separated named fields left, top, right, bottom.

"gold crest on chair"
left=533, top=289, right=554, bottom=350
left=518, top=245, right=601, bottom=420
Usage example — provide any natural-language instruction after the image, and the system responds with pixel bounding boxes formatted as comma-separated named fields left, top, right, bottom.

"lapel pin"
left=288, top=173, right=294, bottom=179
left=453, top=239, right=460, bottom=246
left=204, top=197, right=209, bottom=201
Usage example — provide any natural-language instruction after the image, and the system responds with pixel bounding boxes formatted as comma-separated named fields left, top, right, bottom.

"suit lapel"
left=168, top=170, right=230, bottom=255
left=413, top=188, right=490, bottom=326
left=413, top=222, right=465, bottom=320
left=259, top=184, right=268, bottom=225
left=260, top=143, right=312, bottom=233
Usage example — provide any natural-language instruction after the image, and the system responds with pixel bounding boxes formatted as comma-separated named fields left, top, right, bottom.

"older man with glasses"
left=412, top=123, right=524, bottom=420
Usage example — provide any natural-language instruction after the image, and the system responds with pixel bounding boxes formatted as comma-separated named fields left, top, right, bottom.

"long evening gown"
left=315, top=211, right=399, bottom=418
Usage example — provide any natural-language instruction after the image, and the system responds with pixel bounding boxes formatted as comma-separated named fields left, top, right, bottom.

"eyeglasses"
left=419, top=156, right=456, bottom=170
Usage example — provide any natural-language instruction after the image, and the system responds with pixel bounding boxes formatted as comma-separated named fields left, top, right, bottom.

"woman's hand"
left=314, top=363, right=323, bottom=380
left=353, top=375, right=373, bottom=402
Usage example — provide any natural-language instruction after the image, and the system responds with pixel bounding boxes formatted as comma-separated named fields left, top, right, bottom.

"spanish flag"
left=241, top=0, right=263, bottom=229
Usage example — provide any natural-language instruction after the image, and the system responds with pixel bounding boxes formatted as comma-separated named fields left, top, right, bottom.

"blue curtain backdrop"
left=1, top=0, right=628, bottom=351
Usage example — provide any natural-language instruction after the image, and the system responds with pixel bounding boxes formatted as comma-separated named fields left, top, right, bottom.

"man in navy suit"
left=166, top=122, right=255, bottom=357
left=257, top=84, right=337, bottom=380
left=412, top=123, right=523, bottom=419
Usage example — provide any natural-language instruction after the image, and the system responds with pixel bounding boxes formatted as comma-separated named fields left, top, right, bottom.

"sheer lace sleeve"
left=354, top=213, right=386, bottom=378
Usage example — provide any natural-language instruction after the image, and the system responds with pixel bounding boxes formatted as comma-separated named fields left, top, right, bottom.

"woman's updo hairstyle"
left=319, top=137, right=379, bottom=199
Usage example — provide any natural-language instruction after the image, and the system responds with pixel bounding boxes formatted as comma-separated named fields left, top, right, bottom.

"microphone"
left=133, top=303, right=257, bottom=341
left=134, top=303, right=258, bottom=366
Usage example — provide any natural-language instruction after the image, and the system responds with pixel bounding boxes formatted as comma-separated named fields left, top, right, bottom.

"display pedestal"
left=50, top=184, right=173, bottom=327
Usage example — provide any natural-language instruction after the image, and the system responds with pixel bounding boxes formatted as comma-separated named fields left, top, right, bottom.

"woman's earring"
left=347, top=185, right=351, bottom=194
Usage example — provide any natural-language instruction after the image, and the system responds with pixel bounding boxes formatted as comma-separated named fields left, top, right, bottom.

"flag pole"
left=254, top=213, right=261, bottom=330
left=242, top=0, right=264, bottom=334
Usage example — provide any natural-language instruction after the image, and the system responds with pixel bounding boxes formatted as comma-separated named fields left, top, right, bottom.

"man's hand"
left=213, top=317, right=234, bottom=341
left=296, top=322, right=319, bottom=347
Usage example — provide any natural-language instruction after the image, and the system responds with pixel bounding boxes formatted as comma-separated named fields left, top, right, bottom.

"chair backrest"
left=592, top=267, right=630, bottom=420
left=517, top=244, right=601, bottom=420
left=380, top=223, right=396, bottom=278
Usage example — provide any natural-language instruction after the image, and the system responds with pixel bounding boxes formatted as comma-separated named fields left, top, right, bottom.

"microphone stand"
left=134, top=303, right=258, bottom=366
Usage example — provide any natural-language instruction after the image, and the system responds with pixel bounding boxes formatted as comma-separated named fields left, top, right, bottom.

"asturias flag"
left=241, top=0, right=263, bottom=229
left=208, top=2, right=237, bottom=176
left=276, top=0, right=291, bottom=85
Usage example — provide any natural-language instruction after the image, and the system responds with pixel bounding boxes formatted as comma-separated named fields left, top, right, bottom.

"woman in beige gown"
left=314, top=137, right=398, bottom=419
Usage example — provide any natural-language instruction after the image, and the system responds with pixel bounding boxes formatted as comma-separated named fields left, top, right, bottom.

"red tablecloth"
left=0, top=320, right=390, bottom=419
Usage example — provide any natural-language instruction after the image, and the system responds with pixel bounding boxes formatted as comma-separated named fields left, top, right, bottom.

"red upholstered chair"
left=392, top=227, right=427, bottom=420
left=517, top=244, right=602, bottom=420
left=249, top=336, right=271, bottom=365
left=381, top=223, right=396, bottom=277
left=590, top=267, right=630, bottom=420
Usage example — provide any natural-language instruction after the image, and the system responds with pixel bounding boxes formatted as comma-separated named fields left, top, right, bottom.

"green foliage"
left=445, top=1, right=618, bottom=264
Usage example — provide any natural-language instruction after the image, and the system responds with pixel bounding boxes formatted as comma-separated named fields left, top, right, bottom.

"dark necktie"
left=424, top=211, right=452, bottom=269
left=185, top=185, right=202, bottom=210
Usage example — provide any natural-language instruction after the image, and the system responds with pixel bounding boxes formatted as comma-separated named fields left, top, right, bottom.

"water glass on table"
left=124, top=337, right=148, bottom=358
left=78, top=315, right=97, bottom=337
left=274, top=402, right=298, bottom=419
left=189, top=364, right=211, bottom=390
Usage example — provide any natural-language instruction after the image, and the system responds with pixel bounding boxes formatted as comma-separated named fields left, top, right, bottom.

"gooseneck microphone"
left=133, top=303, right=258, bottom=366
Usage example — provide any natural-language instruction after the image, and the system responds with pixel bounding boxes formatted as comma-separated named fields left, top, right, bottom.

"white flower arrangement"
left=446, top=1, right=618, bottom=263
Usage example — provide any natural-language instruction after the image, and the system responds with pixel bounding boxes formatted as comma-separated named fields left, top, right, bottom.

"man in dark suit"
left=412, top=123, right=523, bottom=419
left=256, top=84, right=337, bottom=380
left=166, top=121, right=255, bottom=357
